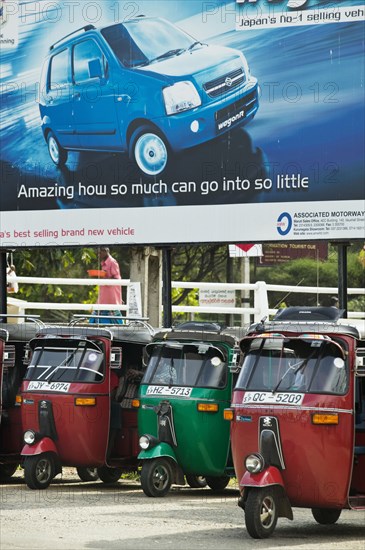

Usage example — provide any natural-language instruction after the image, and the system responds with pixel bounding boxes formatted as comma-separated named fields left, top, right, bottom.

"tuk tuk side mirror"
left=110, top=347, right=122, bottom=369
left=2, top=345, right=15, bottom=368
left=229, top=348, right=241, bottom=373
left=23, top=346, right=32, bottom=366
left=356, top=348, right=365, bottom=376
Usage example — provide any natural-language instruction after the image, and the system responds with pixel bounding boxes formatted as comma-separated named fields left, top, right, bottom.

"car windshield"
left=25, top=340, right=104, bottom=383
left=142, top=343, right=227, bottom=388
left=236, top=335, right=348, bottom=395
left=101, top=18, right=196, bottom=68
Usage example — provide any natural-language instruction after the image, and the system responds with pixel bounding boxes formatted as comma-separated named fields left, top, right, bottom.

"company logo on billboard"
left=0, top=0, right=8, bottom=26
left=277, top=212, right=292, bottom=236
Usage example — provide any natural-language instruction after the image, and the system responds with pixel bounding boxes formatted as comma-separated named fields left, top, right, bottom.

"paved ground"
left=0, top=469, right=364, bottom=550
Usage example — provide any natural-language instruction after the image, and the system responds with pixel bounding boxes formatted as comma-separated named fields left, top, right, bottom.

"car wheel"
left=245, top=487, right=278, bottom=539
left=140, top=458, right=172, bottom=497
left=76, top=467, right=99, bottom=482
left=311, top=508, right=342, bottom=524
left=185, top=475, right=207, bottom=488
left=205, top=475, right=230, bottom=492
left=97, top=466, right=123, bottom=484
left=130, top=126, right=168, bottom=176
left=24, top=453, right=55, bottom=490
left=47, top=131, right=68, bottom=166
left=0, top=463, right=19, bottom=482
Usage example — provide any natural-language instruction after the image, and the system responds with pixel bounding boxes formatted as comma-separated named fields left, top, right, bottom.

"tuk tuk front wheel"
left=76, top=467, right=99, bottom=482
left=311, top=508, right=342, bottom=524
left=24, top=453, right=55, bottom=490
left=140, top=458, right=172, bottom=497
left=185, top=475, right=207, bottom=488
left=97, top=466, right=123, bottom=484
left=205, top=475, right=230, bottom=493
left=245, top=487, right=278, bottom=539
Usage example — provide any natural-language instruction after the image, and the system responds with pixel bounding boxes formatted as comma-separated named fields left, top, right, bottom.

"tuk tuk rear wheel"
left=97, top=466, right=123, bottom=484
left=186, top=475, right=207, bottom=488
left=140, top=458, right=172, bottom=497
left=311, top=508, right=342, bottom=524
left=205, top=475, right=230, bottom=493
left=245, top=487, right=278, bottom=539
left=24, top=453, right=55, bottom=490
left=0, top=463, right=19, bottom=482
left=76, top=467, right=99, bottom=482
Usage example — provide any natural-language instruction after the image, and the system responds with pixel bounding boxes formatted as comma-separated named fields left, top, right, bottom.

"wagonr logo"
left=225, top=77, right=233, bottom=87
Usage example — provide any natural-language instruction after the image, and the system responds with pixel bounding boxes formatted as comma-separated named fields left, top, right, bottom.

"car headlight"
left=24, top=430, right=36, bottom=445
left=139, top=434, right=159, bottom=450
left=245, top=453, right=265, bottom=474
left=163, top=81, right=201, bottom=115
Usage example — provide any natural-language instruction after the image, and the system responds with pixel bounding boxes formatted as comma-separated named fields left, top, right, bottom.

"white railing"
left=5, top=276, right=365, bottom=326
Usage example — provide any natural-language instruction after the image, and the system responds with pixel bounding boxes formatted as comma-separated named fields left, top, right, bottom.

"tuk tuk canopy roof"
left=0, top=322, right=40, bottom=342
left=34, top=324, right=153, bottom=345
left=153, top=326, right=246, bottom=347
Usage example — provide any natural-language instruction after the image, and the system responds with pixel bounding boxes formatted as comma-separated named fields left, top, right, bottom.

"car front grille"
left=203, top=68, right=245, bottom=98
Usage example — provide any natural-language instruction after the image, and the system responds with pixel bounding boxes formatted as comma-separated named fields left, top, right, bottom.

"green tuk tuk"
left=136, top=322, right=245, bottom=497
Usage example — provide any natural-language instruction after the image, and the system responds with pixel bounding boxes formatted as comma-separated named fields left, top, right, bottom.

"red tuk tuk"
left=0, top=320, right=40, bottom=482
left=226, top=306, right=365, bottom=538
left=20, top=320, right=153, bottom=489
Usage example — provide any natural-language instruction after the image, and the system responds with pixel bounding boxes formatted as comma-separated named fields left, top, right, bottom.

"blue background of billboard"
left=0, top=0, right=363, bottom=211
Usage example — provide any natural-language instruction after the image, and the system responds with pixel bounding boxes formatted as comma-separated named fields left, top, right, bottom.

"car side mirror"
left=88, top=58, right=103, bottom=79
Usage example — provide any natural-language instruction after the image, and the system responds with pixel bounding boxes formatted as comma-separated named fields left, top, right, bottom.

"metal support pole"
left=337, top=242, right=350, bottom=318
left=0, top=251, right=8, bottom=320
left=162, top=247, right=172, bottom=328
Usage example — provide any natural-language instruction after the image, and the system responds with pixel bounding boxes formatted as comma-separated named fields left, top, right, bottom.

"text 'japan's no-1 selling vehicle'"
left=136, top=321, right=245, bottom=497
left=225, top=307, right=365, bottom=538
left=20, top=319, right=153, bottom=489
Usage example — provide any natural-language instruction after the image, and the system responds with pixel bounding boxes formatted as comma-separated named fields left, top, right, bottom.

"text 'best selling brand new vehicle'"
left=38, top=16, right=259, bottom=176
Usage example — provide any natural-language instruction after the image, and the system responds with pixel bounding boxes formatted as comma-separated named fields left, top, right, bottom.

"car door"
left=71, top=38, right=120, bottom=150
left=44, top=48, right=78, bottom=148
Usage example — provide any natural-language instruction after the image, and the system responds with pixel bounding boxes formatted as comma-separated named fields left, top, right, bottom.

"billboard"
left=0, top=0, right=364, bottom=248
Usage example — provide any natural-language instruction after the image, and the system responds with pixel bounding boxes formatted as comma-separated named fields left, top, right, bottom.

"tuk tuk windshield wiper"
left=271, top=359, right=307, bottom=394
left=46, top=344, right=84, bottom=383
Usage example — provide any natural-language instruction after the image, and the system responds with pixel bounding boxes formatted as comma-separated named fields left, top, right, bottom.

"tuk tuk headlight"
left=245, top=453, right=265, bottom=474
left=139, top=434, right=159, bottom=451
left=24, top=430, right=36, bottom=445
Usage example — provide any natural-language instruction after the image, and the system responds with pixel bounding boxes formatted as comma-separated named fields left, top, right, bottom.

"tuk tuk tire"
left=0, top=463, right=19, bottom=482
left=205, top=475, right=230, bottom=493
left=140, top=458, right=172, bottom=497
left=185, top=475, right=207, bottom=489
left=245, top=487, right=278, bottom=539
left=311, top=508, right=342, bottom=525
left=97, top=466, right=123, bottom=484
left=76, top=467, right=99, bottom=482
left=24, top=453, right=55, bottom=490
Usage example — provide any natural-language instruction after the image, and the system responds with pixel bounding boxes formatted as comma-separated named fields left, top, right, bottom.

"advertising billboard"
left=0, top=0, right=364, bottom=248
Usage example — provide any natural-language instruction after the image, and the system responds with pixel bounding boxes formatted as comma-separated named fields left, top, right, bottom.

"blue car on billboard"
left=38, top=16, right=259, bottom=176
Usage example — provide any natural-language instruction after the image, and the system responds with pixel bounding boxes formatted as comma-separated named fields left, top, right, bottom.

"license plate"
left=146, top=385, right=192, bottom=397
left=242, top=391, right=304, bottom=406
left=27, top=381, right=71, bottom=393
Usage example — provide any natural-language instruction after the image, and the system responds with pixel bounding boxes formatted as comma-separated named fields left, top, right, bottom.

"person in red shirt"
left=98, top=247, right=123, bottom=306
left=90, top=247, right=124, bottom=324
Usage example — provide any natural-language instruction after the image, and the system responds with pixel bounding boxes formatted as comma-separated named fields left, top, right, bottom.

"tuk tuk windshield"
left=236, top=335, right=348, bottom=395
left=25, top=341, right=104, bottom=383
left=142, top=343, right=227, bottom=388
